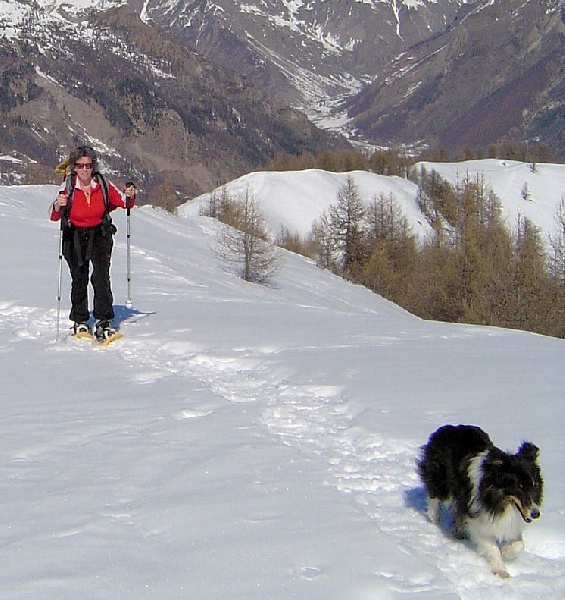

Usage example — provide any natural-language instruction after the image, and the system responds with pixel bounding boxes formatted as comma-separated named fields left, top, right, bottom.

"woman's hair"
left=69, top=145, right=99, bottom=173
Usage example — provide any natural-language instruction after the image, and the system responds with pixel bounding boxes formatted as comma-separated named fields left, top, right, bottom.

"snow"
left=1, top=168, right=564, bottom=598
left=186, top=162, right=565, bottom=249
left=0, top=1, right=123, bottom=40
left=417, top=159, right=565, bottom=246
left=32, top=0, right=125, bottom=11
left=0, top=1, right=27, bottom=39
left=186, top=169, right=435, bottom=241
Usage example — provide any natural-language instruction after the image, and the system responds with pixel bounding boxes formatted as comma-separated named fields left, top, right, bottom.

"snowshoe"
left=95, top=320, right=116, bottom=341
left=73, top=322, right=93, bottom=339
left=94, top=321, right=123, bottom=346
left=74, top=322, right=91, bottom=335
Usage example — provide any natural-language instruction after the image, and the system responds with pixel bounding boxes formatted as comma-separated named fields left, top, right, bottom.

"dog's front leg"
left=427, top=498, right=441, bottom=524
left=475, top=537, right=510, bottom=578
left=501, top=537, right=524, bottom=561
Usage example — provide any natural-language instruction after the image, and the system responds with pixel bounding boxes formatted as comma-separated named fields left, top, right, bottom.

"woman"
left=50, top=146, right=136, bottom=340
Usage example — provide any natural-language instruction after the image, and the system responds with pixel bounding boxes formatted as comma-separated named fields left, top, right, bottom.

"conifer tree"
left=309, top=211, right=337, bottom=271
left=511, top=216, right=549, bottom=332
left=548, top=197, right=565, bottom=286
left=360, top=191, right=417, bottom=301
left=328, top=175, right=366, bottom=278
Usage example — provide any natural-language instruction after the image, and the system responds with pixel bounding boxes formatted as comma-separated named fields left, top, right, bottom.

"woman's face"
left=74, top=157, right=94, bottom=184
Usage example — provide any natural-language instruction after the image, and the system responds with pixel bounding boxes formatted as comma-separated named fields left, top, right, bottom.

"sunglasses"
left=75, top=162, right=93, bottom=170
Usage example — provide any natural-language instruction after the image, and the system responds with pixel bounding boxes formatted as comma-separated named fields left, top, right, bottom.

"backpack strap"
left=93, top=172, right=112, bottom=227
left=93, top=172, right=110, bottom=214
left=61, top=172, right=77, bottom=229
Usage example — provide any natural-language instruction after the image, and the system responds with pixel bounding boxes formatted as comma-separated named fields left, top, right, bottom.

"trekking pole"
left=126, top=205, right=132, bottom=308
left=56, top=219, right=64, bottom=341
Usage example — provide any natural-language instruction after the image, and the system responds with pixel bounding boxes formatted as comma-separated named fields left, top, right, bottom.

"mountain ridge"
left=0, top=0, right=563, bottom=193
left=345, top=0, right=564, bottom=157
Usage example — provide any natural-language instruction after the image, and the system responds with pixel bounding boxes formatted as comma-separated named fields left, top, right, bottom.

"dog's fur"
left=418, top=424, right=543, bottom=578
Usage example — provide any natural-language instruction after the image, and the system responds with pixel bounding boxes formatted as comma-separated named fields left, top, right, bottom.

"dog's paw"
left=493, top=567, right=511, bottom=578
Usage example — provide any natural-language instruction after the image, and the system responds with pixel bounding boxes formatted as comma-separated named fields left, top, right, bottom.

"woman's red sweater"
left=50, top=178, right=134, bottom=227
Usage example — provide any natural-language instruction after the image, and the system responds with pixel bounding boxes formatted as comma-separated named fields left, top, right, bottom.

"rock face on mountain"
left=0, top=0, right=563, bottom=191
left=135, top=0, right=471, bottom=113
left=0, top=3, right=348, bottom=193
left=134, top=0, right=564, bottom=159
left=344, top=0, right=564, bottom=158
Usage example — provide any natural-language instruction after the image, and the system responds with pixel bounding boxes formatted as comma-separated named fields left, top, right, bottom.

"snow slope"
left=0, top=181, right=564, bottom=599
left=186, top=168, right=435, bottom=241
left=186, top=162, right=565, bottom=248
left=417, top=159, right=565, bottom=244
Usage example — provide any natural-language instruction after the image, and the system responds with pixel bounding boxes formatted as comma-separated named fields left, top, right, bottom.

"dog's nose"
left=530, top=506, right=541, bottom=520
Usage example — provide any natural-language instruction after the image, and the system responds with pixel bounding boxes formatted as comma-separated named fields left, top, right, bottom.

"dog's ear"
left=487, top=446, right=507, bottom=467
left=517, top=441, right=539, bottom=462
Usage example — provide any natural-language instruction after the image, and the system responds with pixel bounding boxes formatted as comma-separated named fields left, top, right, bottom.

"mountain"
left=0, top=1, right=348, bottom=194
left=345, top=0, right=565, bottom=157
left=0, top=0, right=563, bottom=193
left=134, top=0, right=471, bottom=111
left=133, top=0, right=564, bottom=158
left=1, top=176, right=564, bottom=598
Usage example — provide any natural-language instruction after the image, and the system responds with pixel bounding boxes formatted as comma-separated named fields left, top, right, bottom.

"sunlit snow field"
left=1, top=164, right=564, bottom=598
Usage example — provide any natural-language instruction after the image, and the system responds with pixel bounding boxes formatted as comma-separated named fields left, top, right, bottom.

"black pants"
left=63, top=225, right=114, bottom=324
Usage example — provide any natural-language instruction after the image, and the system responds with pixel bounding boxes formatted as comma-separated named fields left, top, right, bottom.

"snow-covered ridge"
left=185, top=160, right=565, bottom=249
left=0, top=0, right=124, bottom=39
left=30, top=0, right=124, bottom=11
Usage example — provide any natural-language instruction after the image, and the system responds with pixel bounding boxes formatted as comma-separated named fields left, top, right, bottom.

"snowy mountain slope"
left=184, top=168, right=435, bottom=240
left=185, top=161, right=565, bottom=247
left=0, top=0, right=468, bottom=108
left=1, top=0, right=473, bottom=125
left=0, top=1, right=347, bottom=193
left=346, top=0, right=564, bottom=156
left=135, top=0, right=473, bottom=112
left=2, top=0, right=563, bottom=190
left=0, top=181, right=564, bottom=598
left=0, top=0, right=123, bottom=35
left=418, top=160, right=565, bottom=243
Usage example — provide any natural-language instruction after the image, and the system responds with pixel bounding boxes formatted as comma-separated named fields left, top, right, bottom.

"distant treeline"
left=265, top=142, right=558, bottom=176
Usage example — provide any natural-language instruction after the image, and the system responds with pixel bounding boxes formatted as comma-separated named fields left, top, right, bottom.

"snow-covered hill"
left=417, top=159, right=565, bottom=244
left=0, top=179, right=564, bottom=598
left=185, top=168, right=434, bottom=241
left=186, top=161, right=565, bottom=248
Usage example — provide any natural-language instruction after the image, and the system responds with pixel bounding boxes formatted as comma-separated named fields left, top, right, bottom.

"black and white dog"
left=418, top=424, right=543, bottom=578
